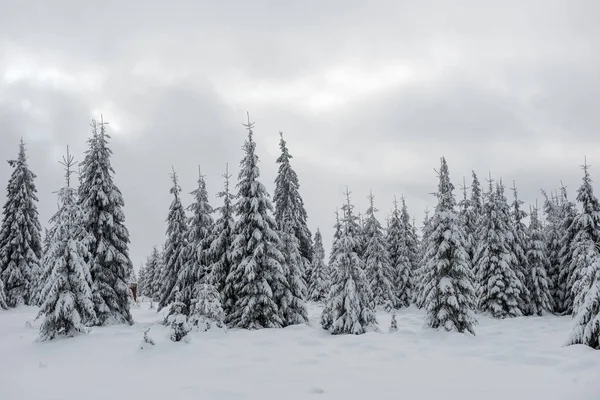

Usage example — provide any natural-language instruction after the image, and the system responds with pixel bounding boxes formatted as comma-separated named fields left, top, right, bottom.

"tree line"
left=1, top=115, right=599, bottom=349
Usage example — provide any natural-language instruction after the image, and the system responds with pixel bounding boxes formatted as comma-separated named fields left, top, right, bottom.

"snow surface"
left=1, top=303, right=599, bottom=400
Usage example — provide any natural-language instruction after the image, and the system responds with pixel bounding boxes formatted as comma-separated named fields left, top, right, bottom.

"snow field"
left=1, top=303, right=598, bottom=400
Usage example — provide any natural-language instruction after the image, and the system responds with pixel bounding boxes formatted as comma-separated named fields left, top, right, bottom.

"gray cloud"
left=1, top=0, right=600, bottom=266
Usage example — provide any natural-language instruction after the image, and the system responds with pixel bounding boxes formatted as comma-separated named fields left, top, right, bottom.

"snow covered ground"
left=1, top=303, right=598, bottom=400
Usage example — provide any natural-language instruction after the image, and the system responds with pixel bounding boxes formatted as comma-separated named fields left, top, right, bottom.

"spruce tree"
left=363, top=192, right=396, bottom=310
left=307, top=229, right=329, bottom=302
left=274, top=132, right=313, bottom=276
left=567, top=255, right=600, bottom=349
left=224, top=115, right=288, bottom=329
left=175, top=167, right=214, bottom=312
left=542, top=190, right=563, bottom=309
left=510, top=182, right=532, bottom=314
left=79, top=119, right=133, bottom=325
left=401, top=197, right=419, bottom=302
left=321, top=188, right=376, bottom=335
left=210, top=165, right=236, bottom=313
left=0, top=139, right=42, bottom=306
left=158, top=169, right=189, bottom=311
left=459, top=177, right=477, bottom=270
left=144, top=247, right=161, bottom=301
left=37, top=149, right=96, bottom=340
left=151, top=248, right=165, bottom=301
left=475, top=178, right=523, bottom=318
left=386, top=197, right=411, bottom=307
left=557, top=185, right=578, bottom=314
left=526, top=204, right=554, bottom=315
left=565, top=161, right=600, bottom=315
left=328, top=209, right=342, bottom=268
left=421, top=158, right=476, bottom=334
left=414, top=209, right=432, bottom=308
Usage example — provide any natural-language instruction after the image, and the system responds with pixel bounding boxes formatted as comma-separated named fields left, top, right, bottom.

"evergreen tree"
left=557, top=185, right=578, bottom=314
left=37, top=149, right=96, bottom=341
left=210, top=165, right=236, bottom=312
left=189, top=283, right=225, bottom=330
left=567, top=254, right=600, bottom=349
left=151, top=248, right=165, bottom=301
left=414, top=209, right=432, bottom=308
left=401, top=197, right=419, bottom=303
left=541, top=190, right=563, bottom=309
left=273, top=132, right=313, bottom=276
left=510, top=182, right=532, bottom=314
left=475, top=178, right=524, bottom=318
left=0, top=139, right=43, bottom=306
left=363, top=192, right=396, bottom=310
left=33, top=226, right=57, bottom=306
left=176, top=167, right=214, bottom=312
left=386, top=197, right=411, bottom=307
left=307, top=229, right=329, bottom=302
left=459, top=177, right=477, bottom=270
left=321, top=188, right=376, bottom=335
left=137, top=263, right=147, bottom=297
left=144, top=247, right=161, bottom=300
left=565, top=161, right=600, bottom=315
left=328, top=209, right=342, bottom=268
left=224, top=115, right=288, bottom=329
left=526, top=204, right=554, bottom=315
left=421, top=158, right=476, bottom=334
left=167, top=289, right=190, bottom=342
left=158, top=169, right=189, bottom=311
left=79, top=119, right=133, bottom=325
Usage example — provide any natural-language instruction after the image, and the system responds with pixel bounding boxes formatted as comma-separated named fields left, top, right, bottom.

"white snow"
left=1, top=303, right=599, bottom=400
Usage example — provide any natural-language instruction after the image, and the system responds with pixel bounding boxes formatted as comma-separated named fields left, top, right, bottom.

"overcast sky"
left=1, top=0, right=599, bottom=269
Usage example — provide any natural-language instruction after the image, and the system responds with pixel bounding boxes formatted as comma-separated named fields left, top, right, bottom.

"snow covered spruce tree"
left=158, top=169, right=189, bottom=311
left=321, top=188, right=376, bottom=335
left=274, top=132, right=313, bottom=289
left=526, top=204, right=554, bottom=315
left=556, top=185, right=578, bottom=314
left=190, top=283, right=225, bottom=330
left=307, top=229, right=330, bottom=302
left=0, top=139, right=43, bottom=307
left=475, top=178, right=524, bottom=318
left=224, top=116, right=290, bottom=329
left=458, top=177, right=477, bottom=271
left=175, top=167, right=214, bottom=312
left=329, top=208, right=342, bottom=268
left=510, top=182, right=532, bottom=314
left=414, top=209, right=433, bottom=308
left=542, top=190, right=563, bottom=308
left=420, top=157, right=476, bottom=334
left=79, top=119, right=133, bottom=325
left=386, top=197, right=411, bottom=307
left=37, top=149, right=96, bottom=341
left=143, top=246, right=161, bottom=301
left=567, top=255, right=600, bottom=349
left=210, top=165, right=236, bottom=312
left=401, top=198, right=419, bottom=303
left=363, top=192, right=396, bottom=310
left=564, top=161, right=600, bottom=315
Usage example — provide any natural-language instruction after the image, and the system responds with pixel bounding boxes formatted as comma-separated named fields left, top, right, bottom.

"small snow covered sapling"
left=190, top=283, right=225, bottom=331
left=140, top=328, right=155, bottom=349
left=389, top=314, right=398, bottom=332
left=167, top=292, right=190, bottom=342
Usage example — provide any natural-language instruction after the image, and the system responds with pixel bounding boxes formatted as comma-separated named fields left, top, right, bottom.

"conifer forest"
left=1, top=2, right=599, bottom=399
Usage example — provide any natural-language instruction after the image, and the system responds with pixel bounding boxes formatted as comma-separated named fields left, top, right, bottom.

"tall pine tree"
left=542, top=190, right=563, bottom=309
left=0, top=139, right=42, bottom=306
left=158, top=169, right=189, bottom=311
left=526, top=204, right=554, bottom=315
left=37, top=149, right=96, bottom=340
left=475, top=178, right=524, bottom=318
left=224, top=115, right=288, bottom=329
left=363, top=192, right=396, bottom=310
left=321, top=188, right=376, bottom=335
left=510, top=182, right=531, bottom=314
left=387, top=197, right=411, bottom=308
left=210, top=164, right=236, bottom=311
left=79, top=119, right=133, bottom=325
left=307, top=229, right=329, bottom=302
left=273, top=132, right=313, bottom=275
left=567, top=254, right=600, bottom=349
left=557, top=185, right=578, bottom=314
left=565, top=160, right=600, bottom=316
left=421, top=157, right=476, bottom=334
